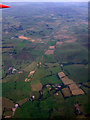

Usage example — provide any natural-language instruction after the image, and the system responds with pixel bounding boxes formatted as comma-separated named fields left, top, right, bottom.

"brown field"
left=29, top=39, right=35, bottom=42
left=61, top=76, right=75, bottom=85
left=2, top=97, right=14, bottom=111
left=68, top=83, right=79, bottom=91
left=45, top=50, right=54, bottom=55
left=69, top=84, right=84, bottom=95
left=56, top=41, right=63, bottom=45
left=62, top=88, right=71, bottom=97
left=49, top=46, right=55, bottom=49
left=18, top=35, right=31, bottom=40
left=58, top=72, right=66, bottom=78
left=31, top=83, right=42, bottom=91
left=71, top=89, right=84, bottom=95
left=65, top=40, right=74, bottom=43
left=18, top=35, right=35, bottom=42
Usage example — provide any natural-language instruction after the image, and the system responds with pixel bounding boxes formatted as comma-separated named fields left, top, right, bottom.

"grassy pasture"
left=14, top=97, right=56, bottom=118
left=55, top=43, right=88, bottom=64
left=2, top=72, right=28, bottom=83
left=31, top=66, right=51, bottom=84
left=44, top=62, right=61, bottom=74
left=24, top=61, right=37, bottom=72
left=2, top=81, right=31, bottom=102
left=40, top=75, right=61, bottom=86
left=42, top=87, right=50, bottom=99
left=64, top=64, right=88, bottom=83
left=14, top=101, right=40, bottom=118
left=44, top=55, right=56, bottom=63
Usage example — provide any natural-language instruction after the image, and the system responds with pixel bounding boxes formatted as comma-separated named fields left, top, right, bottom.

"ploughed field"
left=2, top=2, right=89, bottom=119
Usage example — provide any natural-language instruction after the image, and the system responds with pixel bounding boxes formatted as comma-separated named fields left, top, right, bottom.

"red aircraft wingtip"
left=0, top=4, right=10, bottom=9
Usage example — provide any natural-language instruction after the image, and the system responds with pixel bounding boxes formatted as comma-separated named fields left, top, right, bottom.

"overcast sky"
left=1, top=0, right=89, bottom=2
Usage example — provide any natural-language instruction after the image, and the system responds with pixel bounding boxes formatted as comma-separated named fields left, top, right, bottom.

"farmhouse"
left=56, top=93, right=59, bottom=96
left=12, top=68, right=17, bottom=73
left=74, top=103, right=81, bottom=115
left=46, top=84, right=51, bottom=87
left=15, top=104, right=19, bottom=108
left=61, top=76, right=74, bottom=85
left=58, top=72, right=66, bottom=78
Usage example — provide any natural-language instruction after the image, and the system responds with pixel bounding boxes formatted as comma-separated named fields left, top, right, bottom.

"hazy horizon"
left=1, top=0, right=89, bottom=3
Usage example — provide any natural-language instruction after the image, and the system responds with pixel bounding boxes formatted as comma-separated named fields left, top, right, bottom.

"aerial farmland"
left=2, top=2, right=89, bottom=119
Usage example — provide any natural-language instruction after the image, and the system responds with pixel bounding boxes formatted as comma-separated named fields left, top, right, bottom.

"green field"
left=64, top=64, right=88, bottom=83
